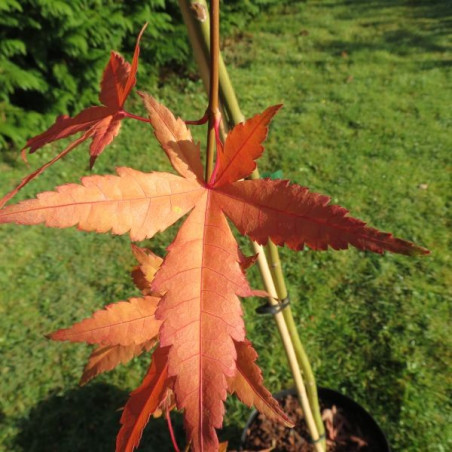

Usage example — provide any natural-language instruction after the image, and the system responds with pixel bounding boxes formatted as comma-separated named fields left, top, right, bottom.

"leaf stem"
left=166, top=406, right=181, bottom=452
left=122, top=110, right=152, bottom=123
left=205, top=0, right=220, bottom=182
left=185, top=112, right=208, bottom=125
left=0, top=132, right=90, bottom=209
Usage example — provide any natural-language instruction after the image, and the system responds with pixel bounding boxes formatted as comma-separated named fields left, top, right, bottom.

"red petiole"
left=165, top=406, right=181, bottom=452
left=121, top=110, right=152, bottom=123
left=184, top=112, right=208, bottom=126
left=207, top=112, right=223, bottom=186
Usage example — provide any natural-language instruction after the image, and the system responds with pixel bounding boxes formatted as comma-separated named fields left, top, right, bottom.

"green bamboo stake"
left=178, top=1, right=325, bottom=448
left=252, top=242, right=323, bottom=452
left=266, top=241, right=325, bottom=438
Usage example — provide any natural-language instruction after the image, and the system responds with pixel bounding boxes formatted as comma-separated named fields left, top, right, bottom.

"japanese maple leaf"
left=48, top=245, right=162, bottom=385
left=0, top=95, right=428, bottom=451
left=22, top=24, right=147, bottom=167
left=0, top=25, right=148, bottom=211
left=48, top=242, right=287, bottom=450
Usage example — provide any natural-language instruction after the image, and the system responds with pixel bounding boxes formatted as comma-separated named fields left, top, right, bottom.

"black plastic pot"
left=240, top=387, right=391, bottom=451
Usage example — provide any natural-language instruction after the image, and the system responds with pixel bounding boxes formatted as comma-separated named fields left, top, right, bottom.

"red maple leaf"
left=0, top=25, right=147, bottom=211
left=23, top=24, right=147, bottom=167
left=0, top=95, right=428, bottom=451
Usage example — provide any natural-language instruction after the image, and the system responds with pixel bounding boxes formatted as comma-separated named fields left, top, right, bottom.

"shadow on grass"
left=13, top=383, right=185, bottom=452
left=318, top=0, right=451, bottom=65
left=323, top=0, right=452, bottom=22
left=13, top=382, right=244, bottom=451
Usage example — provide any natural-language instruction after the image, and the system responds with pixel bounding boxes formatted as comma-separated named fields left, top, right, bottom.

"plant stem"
left=249, top=168, right=326, bottom=444
left=205, top=0, right=220, bottom=182
left=179, top=1, right=325, bottom=448
left=178, top=0, right=244, bottom=127
left=166, top=406, right=181, bottom=452
left=122, top=110, right=152, bottom=123
left=283, top=304, right=325, bottom=438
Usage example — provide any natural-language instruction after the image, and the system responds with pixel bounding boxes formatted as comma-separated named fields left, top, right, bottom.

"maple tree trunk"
left=178, top=1, right=326, bottom=450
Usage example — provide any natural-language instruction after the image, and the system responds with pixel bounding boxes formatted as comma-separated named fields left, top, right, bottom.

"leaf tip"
left=139, top=22, right=149, bottom=35
left=20, top=147, right=30, bottom=164
left=411, top=244, right=430, bottom=256
left=269, top=103, right=283, bottom=117
left=89, top=155, right=97, bottom=170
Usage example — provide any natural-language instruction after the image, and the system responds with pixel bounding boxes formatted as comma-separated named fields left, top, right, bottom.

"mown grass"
left=0, top=1, right=450, bottom=451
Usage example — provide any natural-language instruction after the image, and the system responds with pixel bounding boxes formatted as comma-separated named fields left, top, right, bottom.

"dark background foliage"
left=0, top=0, right=286, bottom=149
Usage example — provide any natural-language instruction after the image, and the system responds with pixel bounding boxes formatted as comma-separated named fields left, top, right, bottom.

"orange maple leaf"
left=49, top=244, right=163, bottom=385
left=0, top=95, right=428, bottom=451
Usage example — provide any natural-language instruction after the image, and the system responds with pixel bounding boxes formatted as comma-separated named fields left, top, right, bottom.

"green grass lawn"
left=0, top=1, right=450, bottom=451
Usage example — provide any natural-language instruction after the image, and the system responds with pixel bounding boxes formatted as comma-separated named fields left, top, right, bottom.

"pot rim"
left=239, top=386, right=391, bottom=451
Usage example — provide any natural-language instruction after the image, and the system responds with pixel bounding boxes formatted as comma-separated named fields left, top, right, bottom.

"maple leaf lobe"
left=48, top=296, right=161, bottom=347
left=227, top=340, right=294, bottom=428
left=116, top=346, right=171, bottom=452
left=152, top=193, right=254, bottom=451
left=214, top=179, right=429, bottom=256
left=0, top=168, right=204, bottom=242
left=131, top=244, right=164, bottom=295
left=212, top=104, right=282, bottom=187
left=80, top=340, right=156, bottom=386
left=140, top=92, right=204, bottom=181
left=99, top=51, right=132, bottom=109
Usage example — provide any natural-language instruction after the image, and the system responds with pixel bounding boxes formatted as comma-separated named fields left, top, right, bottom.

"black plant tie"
left=307, top=433, right=326, bottom=444
left=256, top=295, right=291, bottom=315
